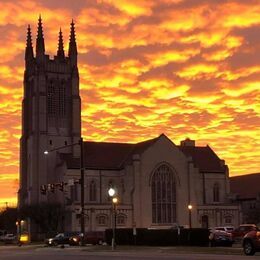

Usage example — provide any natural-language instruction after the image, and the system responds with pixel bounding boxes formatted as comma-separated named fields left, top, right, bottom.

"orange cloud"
left=0, top=0, right=259, bottom=204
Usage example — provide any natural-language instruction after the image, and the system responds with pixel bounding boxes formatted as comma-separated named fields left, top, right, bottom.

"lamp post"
left=188, top=204, right=192, bottom=228
left=16, top=220, right=21, bottom=245
left=44, top=137, right=85, bottom=244
left=108, top=187, right=118, bottom=250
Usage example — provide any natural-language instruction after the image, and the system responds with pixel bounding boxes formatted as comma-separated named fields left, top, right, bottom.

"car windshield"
left=226, top=228, right=234, bottom=231
left=55, top=233, right=64, bottom=238
left=215, top=228, right=225, bottom=231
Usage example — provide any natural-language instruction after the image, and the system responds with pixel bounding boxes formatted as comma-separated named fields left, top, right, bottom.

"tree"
left=20, top=202, right=65, bottom=236
left=0, top=207, right=18, bottom=233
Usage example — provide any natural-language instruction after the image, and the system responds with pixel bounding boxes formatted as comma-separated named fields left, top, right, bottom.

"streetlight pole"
left=188, top=204, right=192, bottom=228
left=112, top=197, right=118, bottom=249
left=44, top=137, right=85, bottom=244
left=108, top=187, right=118, bottom=250
left=79, top=137, right=85, bottom=245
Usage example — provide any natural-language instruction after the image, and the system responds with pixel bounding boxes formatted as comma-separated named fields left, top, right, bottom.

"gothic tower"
left=19, top=17, right=81, bottom=208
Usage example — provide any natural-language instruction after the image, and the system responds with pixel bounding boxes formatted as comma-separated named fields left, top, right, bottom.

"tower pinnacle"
left=25, top=24, right=34, bottom=62
left=68, top=19, right=77, bottom=66
left=36, top=15, right=45, bottom=58
left=57, top=28, right=65, bottom=59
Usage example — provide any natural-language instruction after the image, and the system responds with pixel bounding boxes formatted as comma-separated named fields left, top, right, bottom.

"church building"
left=19, top=18, right=241, bottom=238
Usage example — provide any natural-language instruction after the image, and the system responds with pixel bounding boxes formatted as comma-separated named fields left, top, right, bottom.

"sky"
left=0, top=0, right=259, bottom=207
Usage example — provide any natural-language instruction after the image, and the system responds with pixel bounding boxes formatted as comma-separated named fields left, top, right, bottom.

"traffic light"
left=50, top=184, right=55, bottom=192
left=48, top=183, right=55, bottom=193
left=40, top=185, right=47, bottom=195
left=59, top=182, right=64, bottom=192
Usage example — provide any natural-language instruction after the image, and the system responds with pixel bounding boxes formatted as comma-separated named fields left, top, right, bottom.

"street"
left=0, top=245, right=259, bottom=260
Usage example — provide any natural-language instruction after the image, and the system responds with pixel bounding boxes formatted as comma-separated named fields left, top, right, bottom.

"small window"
left=65, top=141, right=67, bottom=145
left=89, top=180, right=97, bottom=202
left=71, top=184, right=79, bottom=201
left=224, top=216, right=232, bottom=224
left=117, top=214, right=126, bottom=226
left=250, top=203, right=256, bottom=209
left=49, top=140, right=52, bottom=145
left=97, top=215, right=108, bottom=226
left=213, top=183, right=220, bottom=202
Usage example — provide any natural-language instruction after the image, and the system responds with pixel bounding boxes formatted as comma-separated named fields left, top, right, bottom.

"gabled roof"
left=61, top=134, right=226, bottom=174
left=62, top=136, right=160, bottom=170
left=83, top=141, right=134, bottom=169
left=230, top=173, right=260, bottom=199
left=178, top=145, right=226, bottom=173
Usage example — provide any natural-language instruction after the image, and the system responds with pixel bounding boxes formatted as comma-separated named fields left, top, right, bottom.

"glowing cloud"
left=0, top=0, right=259, bottom=204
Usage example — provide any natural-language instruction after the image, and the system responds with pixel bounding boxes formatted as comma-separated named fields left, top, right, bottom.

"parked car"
left=214, top=226, right=235, bottom=233
left=232, top=224, right=257, bottom=242
left=0, top=230, right=7, bottom=241
left=242, top=227, right=260, bottom=255
left=209, top=229, right=234, bottom=247
left=45, top=232, right=83, bottom=246
left=85, top=231, right=105, bottom=245
left=2, top=233, right=17, bottom=244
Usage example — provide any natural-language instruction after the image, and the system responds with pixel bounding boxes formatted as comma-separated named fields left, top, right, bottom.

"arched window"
left=71, top=183, right=79, bottom=201
left=151, top=164, right=176, bottom=224
left=224, top=215, right=232, bottom=224
left=201, top=215, right=209, bottom=228
left=89, top=180, right=97, bottom=202
left=47, top=80, right=55, bottom=115
left=97, top=214, right=108, bottom=226
left=58, top=81, right=66, bottom=116
left=117, top=214, right=127, bottom=226
left=213, top=183, right=220, bottom=202
left=77, top=214, right=89, bottom=226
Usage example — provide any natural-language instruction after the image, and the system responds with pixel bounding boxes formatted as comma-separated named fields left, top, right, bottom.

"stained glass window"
left=151, top=164, right=176, bottom=224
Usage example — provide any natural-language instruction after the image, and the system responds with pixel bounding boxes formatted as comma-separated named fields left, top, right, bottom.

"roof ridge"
left=84, top=140, right=135, bottom=145
left=119, top=135, right=161, bottom=167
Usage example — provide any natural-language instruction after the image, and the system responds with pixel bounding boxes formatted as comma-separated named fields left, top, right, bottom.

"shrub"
left=105, top=228, right=209, bottom=246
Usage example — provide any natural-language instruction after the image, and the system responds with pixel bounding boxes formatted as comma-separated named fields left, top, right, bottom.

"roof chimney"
left=180, top=138, right=195, bottom=147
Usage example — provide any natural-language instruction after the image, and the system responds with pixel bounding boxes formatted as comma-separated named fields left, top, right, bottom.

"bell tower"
left=19, top=17, right=81, bottom=208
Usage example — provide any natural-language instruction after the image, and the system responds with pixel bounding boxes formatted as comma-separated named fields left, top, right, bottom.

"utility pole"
left=80, top=137, right=85, bottom=245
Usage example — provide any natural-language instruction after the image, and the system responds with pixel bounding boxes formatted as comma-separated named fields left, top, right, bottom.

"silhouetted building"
left=19, top=18, right=240, bottom=237
left=230, top=173, right=260, bottom=224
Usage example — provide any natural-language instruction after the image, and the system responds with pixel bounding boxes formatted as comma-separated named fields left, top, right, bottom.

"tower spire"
left=68, top=19, right=77, bottom=66
left=36, top=15, right=45, bottom=58
left=57, top=28, right=65, bottom=59
left=25, top=24, right=34, bottom=62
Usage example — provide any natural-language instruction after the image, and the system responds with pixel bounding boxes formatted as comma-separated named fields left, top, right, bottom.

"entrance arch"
left=201, top=215, right=209, bottom=228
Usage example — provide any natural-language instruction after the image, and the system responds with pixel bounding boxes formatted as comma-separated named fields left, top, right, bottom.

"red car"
left=84, top=231, right=105, bottom=245
left=232, top=224, right=257, bottom=242
left=243, top=228, right=260, bottom=255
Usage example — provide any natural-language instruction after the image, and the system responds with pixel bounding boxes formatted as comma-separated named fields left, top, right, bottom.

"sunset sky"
left=0, top=0, right=259, bottom=207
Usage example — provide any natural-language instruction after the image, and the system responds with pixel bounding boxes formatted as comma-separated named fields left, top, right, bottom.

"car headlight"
left=72, top=237, right=78, bottom=242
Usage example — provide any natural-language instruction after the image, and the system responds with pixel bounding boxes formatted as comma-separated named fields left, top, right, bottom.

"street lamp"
left=44, top=137, right=85, bottom=244
left=188, top=204, right=192, bottom=228
left=108, top=187, right=118, bottom=250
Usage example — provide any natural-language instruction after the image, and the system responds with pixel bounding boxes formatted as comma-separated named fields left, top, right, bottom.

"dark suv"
left=45, top=232, right=83, bottom=246
left=243, top=228, right=260, bottom=256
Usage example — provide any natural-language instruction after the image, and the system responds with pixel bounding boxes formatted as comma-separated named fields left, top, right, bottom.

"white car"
left=213, top=226, right=235, bottom=233
left=2, top=234, right=16, bottom=243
